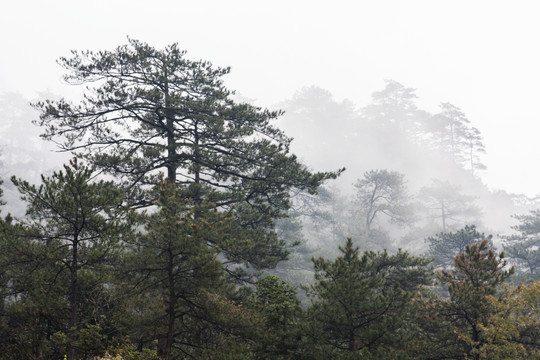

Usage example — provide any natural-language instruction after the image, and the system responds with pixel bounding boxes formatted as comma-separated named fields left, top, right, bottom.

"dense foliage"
left=1, top=40, right=540, bottom=359
left=1, top=169, right=540, bottom=359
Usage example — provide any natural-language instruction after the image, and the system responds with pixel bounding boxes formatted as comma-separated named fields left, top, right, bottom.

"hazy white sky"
left=2, top=0, right=540, bottom=196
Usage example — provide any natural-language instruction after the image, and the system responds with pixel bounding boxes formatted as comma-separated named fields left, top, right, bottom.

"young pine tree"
left=6, top=159, right=130, bottom=360
left=419, top=240, right=515, bottom=360
left=306, top=238, right=431, bottom=359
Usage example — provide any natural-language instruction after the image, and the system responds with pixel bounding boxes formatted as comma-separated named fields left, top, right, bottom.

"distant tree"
left=0, top=93, right=67, bottom=190
left=269, top=186, right=351, bottom=290
left=34, top=38, right=341, bottom=272
left=463, top=126, right=487, bottom=176
left=294, top=185, right=350, bottom=245
left=419, top=179, right=481, bottom=231
left=426, top=103, right=487, bottom=174
left=426, top=225, right=488, bottom=269
left=0, top=178, right=5, bottom=206
left=282, top=86, right=357, bottom=145
left=362, top=80, right=429, bottom=138
left=504, top=209, right=540, bottom=278
left=5, top=159, right=129, bottom=360
left=430, top=102, right=470, bottom=163
left=306, top=238, right=432, bottom=359
left=353, top=170, right=411, bottom=241
left=0, top=93, right=43, bottom=180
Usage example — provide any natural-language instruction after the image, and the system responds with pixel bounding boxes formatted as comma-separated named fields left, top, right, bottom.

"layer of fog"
left=0, top=81, right=538, bottom=265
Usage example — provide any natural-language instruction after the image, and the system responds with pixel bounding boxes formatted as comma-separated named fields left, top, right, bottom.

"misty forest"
left=1, top=39, right=540, bottom=360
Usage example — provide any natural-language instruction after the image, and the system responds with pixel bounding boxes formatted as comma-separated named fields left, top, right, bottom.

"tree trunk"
left=68, top=237, right=78, bottom=360
left=192, top=122, right=202, bottom=206
left=164, top=76, right=177, bottom=184
left=441, top=200, right=446, bottom=231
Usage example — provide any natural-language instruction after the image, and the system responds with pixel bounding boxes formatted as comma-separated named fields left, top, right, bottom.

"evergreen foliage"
left=418, top=239, right=516, bottom=359
left=247, top=275, right=304, bottom=359
left=34, top=38, right=342, bottom=271
left=2, top=159, right=131, bottom=360
left=1, top=40, right=536, bottom=360
left=504, top=209, right=540, bottom=278
left=306, top=238, right=432, bottom=359
left=426, top=225, right=488, bottom=269
left=119, top=181, right=240, bottom=359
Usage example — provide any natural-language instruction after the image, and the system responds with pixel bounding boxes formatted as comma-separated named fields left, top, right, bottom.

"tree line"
left=280, top=81, right=488, bottom=181
left=0, top=39, right=539, bottom=359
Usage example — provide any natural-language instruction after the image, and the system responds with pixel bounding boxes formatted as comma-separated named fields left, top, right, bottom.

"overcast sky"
left=2, top=1, right=539, bottom=196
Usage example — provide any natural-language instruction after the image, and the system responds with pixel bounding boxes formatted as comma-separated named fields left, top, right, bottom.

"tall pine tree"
left=34, top=39, right=341, bottom=271
left=121, top=182, right=248, bottom=359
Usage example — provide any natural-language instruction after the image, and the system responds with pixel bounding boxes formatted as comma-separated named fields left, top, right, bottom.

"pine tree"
left=420, top=240, right=515, bottom=360
left=352, top=169, right=411, bottom=243
left=247, top=275, right=304, bottom=359
left=430, top=102, right=470, bottom=164
left=463, top=126, right=487, bottom=176
left=425, top=225, right=488, bottom=269
left=306, top=238, right=431, bottom=359
left=121, top=182, right=245, bottom=359
left=419, top=179, right=481, bottom=231
left=6, top=159, right=130, bottom=360
left=34, top=39, right=341, bottom=272
left=504, top=209, right=540, bottom=279
left=362, top=80, right=428, bottom=138
left=469, top=281, right=540, bottom=359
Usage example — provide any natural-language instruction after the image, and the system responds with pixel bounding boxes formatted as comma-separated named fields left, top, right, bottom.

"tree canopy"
left=34, top=38, right=342, bottom=270
left=307, top=238, right=432, bottom=358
